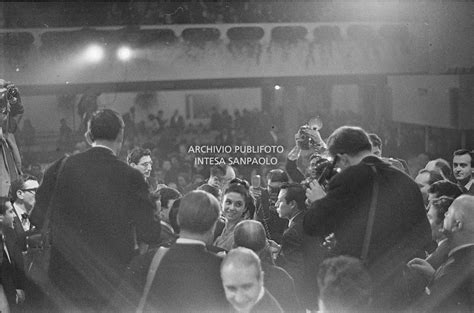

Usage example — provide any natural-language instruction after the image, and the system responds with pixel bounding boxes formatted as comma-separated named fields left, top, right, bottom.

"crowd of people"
left=1, top=91, right=473, bottom=312
left=4, top=1, right=350, bottom=29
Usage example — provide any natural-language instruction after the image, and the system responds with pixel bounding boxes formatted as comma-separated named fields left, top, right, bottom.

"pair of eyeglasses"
left=22, top=188, right=38, bottom=194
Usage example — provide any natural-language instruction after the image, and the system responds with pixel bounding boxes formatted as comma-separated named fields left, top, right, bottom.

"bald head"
left=178, top=190, right=220, bottom=234
left=233, top=220, right=267, bottom=253
left=221, top=247, right=262, bottom=280
left=452, top=195, right=474, bottom=231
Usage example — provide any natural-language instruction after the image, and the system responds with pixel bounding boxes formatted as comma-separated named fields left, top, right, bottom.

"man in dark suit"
left=119, top=190, right=227, bottom=313
left=221, top=247, right=283, bottom=313
left=0, top=197, right=26, bottom=312
left=408, top=194, right=474, bottom=312
left=275, top=182, right=326, bottom=311
left=233, top=220, right=302, bottom=313
left=31, top=109, right=160, bottom=312
left=9, top=174, right=39, bottom=251
left=304, top=126, right=432, bottom=311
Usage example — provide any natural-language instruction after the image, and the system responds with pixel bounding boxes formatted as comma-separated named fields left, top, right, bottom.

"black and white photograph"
left=0, top=1, right=473, bottom=312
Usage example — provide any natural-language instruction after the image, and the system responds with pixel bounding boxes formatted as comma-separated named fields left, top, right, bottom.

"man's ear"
left=454, top=220, right=463, bottom=232
left=84, top=131, right=93, bottom=145
left=17, top=190, right=24, bottom=200
left=290, top=200, right=297, bottom=210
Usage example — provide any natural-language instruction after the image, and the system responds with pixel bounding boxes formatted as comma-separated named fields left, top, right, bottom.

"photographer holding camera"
left=303, top=126, right=432, bottom=311
left=285, top=117, right=337, bottom=191
left=0, top=79, right=23, bottom=197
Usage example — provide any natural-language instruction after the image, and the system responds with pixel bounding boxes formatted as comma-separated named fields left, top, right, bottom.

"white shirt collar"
left=448, top=243, right=474, bottom=257
left=175, top=238, right=206, bottom=246
left=91, top=144, right=115, bottom=155
left=465, top=178, right=474, bottom=191
left=288, top=210, right=304, bottom=227
left=13, top=202, right=26, bottom=217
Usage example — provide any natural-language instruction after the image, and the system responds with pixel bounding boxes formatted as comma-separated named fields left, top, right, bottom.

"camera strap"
left=361, top=164, right=379, bottom=262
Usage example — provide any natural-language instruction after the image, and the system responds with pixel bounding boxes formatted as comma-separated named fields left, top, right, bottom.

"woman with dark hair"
left=213, top=178, right=255, bottom=251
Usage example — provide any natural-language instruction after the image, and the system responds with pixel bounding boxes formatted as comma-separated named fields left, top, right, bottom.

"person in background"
left=8, top=174, right=39, bottom=251
left=233, top=220, right=302, bottom=313
left=214, top=179, right=255, bottom=251
left=415, top=169, right=444, bottom=207
left=452, top=149, right=474, bottom=195
left=408, top=195, right=474, bottom=312
left=221, top=247, right=283, bottom=313
left=0, top=197, right=26, bottom=313
left=0, top=80, right=23, bottom=198
left=252, top=169, right=289, bottom=244
left=317, top=256, right=373, bottom=313
left=127, top=147, right=156, bottom=192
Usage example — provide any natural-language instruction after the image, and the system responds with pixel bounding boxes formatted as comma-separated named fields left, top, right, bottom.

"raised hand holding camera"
left=305, top=180, right=326, bottom=203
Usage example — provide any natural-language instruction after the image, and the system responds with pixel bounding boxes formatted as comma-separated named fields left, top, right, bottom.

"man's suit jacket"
left=0, top=227, right=26, bottom=308
left=303, top=156, right=432, bottom=308
left=11, top=209, right=37, bottom=252
left=277, top=211, right=326, bottom=310
left=30, top=147, right=160, bottom=308
left=120, top=243, right=227, bottom=313
left=418, top=245, right=474, bottom=313
left=261, top=261, right=302, bottom=313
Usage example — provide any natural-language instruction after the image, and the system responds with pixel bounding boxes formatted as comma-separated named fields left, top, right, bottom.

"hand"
left=407, top=258, right=435, bottom=280
left=305, top=180, right=326, bottom=203
left=249, top=186, right=262, bottom=200
left=16, top=289, right=25, bottom=304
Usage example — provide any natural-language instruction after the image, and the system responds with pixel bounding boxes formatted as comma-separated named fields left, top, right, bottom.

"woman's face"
left=222, top=192, right=246, bottom=223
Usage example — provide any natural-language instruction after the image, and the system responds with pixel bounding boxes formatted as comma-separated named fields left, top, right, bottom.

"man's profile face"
left=19, top=179, right=40, bottom=211
left=309, top=158, right=320, bottom=178
left=133, top=155, right=153, bottom=178
left=276, top=189, right=292, bottom=219
left=221, top=264, right=263, bottom=313
left=415, top=172, right=431, bottom=206
left=453, top=154, right=472, bottom=182
left=2, top=201, right=15, bottom=229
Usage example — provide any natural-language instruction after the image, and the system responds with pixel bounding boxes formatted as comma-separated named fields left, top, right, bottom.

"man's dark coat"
left=31, top=147, right=160, bottom=309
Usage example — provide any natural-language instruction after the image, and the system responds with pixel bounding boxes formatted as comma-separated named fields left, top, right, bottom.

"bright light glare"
left=274, top=85, right=281, bottom=90
left=117, top=46, right=132, bottom=61
left=84, top=44, right=104, bottom=63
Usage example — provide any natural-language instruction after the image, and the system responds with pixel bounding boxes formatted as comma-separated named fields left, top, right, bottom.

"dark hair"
left=417, top=169, right=444, bottom=186
left=431, top=158, right=452, bottom=179
left=429, top=196, right=455, bottom=222
left=169, top=198, right=181, bottom=234
left=266, top=169, right=289, bottom=183
left=280, top=182, right=307, bottom=211
left=327, top=126, right=372, bottom=157
left=318, top=256, right=372, bottom=313
left=234, top=220, right=267, bottom=253
left=157, top=187, right=182, bottom=209
left=127, top=147, right=151, bottom=165
left=224, top=178, right=255, bottom=218
left=178, top=190, right=220, bottom=234
left=197, top=184, right=221, bottom=199
left=210, top=164, right=228, bottom=177
left=9, top=174, right=38, bottom=202
left=0, top=197, right=11, bottom=215
left=368, top=133, right=382, bottom=149
left=428, top=180, right=463, bottom=199
left=88, top=109, right=124, bottom=141
left=453, top=149, right=474, bottom=167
